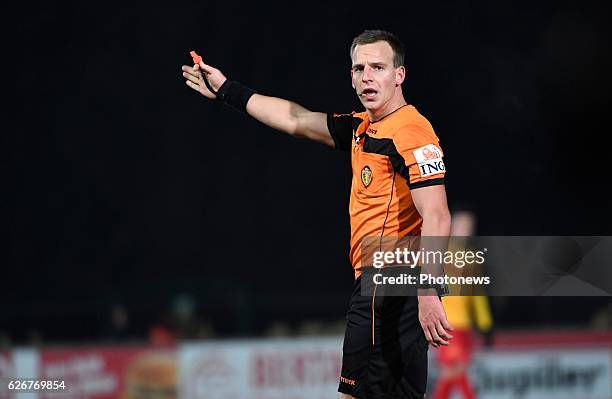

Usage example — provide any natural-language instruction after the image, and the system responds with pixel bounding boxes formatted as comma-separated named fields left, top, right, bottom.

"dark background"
left=5, top=1, right=611, bottom=344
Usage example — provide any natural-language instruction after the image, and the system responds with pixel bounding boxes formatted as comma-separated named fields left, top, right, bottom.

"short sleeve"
left=326, top=113, right=357, bottom=151
left=392, top=125, right=446, bottom=189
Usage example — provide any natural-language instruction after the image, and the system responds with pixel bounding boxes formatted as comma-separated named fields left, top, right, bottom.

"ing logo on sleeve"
left=413, top=144, right=445, bottom=177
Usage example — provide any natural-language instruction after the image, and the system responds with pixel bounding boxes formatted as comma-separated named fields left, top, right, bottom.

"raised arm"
left=181, top=60, right=334, bottom=147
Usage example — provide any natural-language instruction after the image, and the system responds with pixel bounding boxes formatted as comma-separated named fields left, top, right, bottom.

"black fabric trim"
left=409, top=178, right=445, bottom=190
left=326, top=113, right=363, bottom=151
left=352, top=116, right=365, bottom=145
left=362, top=137, right=411, bottom=182
left=326, top=113, right=343, bottom=150
left=351, top=117, right=363, bottom=131
left=363, top=137, right=446, bottom=188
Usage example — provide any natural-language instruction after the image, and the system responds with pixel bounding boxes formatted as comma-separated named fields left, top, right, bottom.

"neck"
left=367, top=94, right=407, bottom=122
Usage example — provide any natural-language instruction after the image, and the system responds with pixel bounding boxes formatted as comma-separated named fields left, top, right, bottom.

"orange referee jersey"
left=327, top=104, right=446, bottom=278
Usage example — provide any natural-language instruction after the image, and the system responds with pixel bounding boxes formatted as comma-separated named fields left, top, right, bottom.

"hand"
left=418, top=294, right=453, bottom=348
left=181, top=60, right=227, bottom=100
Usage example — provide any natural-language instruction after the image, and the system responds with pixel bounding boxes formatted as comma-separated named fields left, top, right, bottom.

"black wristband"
left=416, top=282, right=450, bottom=296
left=215, top=80, right=256, bottom=113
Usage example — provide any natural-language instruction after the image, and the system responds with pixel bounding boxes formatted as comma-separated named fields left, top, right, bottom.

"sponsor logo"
left=422, top=147, right=439, bottom=160
left=340, top=376, right=356, bottom=386
left=412, top=144, right=445, bottom=177
left=361, top=165, right=373, bottom=188
left=367, top=127, right=378, bottom=135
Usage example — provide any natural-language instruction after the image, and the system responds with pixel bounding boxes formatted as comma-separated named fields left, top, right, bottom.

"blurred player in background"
left=182, top=30, right=452, bottom=399
left=432, top=209, right=492, bottom=399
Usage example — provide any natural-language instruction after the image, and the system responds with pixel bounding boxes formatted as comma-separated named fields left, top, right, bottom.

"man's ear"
left=396, top=66, right=406, bottom=86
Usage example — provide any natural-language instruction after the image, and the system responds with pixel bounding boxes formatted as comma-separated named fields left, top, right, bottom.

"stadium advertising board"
left=180, top=338, right=343, bottom=399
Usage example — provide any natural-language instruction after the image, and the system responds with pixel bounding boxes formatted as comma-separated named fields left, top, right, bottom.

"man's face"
left=351, top=41, right=404, bottom=112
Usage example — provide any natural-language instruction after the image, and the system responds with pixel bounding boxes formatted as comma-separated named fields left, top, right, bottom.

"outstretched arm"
left=181, top=60, right=334, bottom=147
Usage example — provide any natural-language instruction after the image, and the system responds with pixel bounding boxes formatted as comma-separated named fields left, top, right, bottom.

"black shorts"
left=338, top=275, right=428, bottom=399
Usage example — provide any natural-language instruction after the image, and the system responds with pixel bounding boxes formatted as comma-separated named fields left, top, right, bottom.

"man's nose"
left=362, top=66, right=373, bottom=81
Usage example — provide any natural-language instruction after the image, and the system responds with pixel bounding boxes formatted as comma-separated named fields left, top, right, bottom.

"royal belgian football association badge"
left=361, top=165, right=373, bottom=188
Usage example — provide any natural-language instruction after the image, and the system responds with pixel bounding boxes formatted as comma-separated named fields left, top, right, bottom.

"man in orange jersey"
left=181, top=30, right=452, bottom=399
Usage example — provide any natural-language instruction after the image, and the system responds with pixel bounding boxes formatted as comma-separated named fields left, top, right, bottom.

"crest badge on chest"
left=361, top=165, right=373, bottom=188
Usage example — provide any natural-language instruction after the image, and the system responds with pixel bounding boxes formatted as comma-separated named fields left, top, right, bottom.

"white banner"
left=465, top=349, right=612, bottom=399
left=179, top=337, right=343, bottom=399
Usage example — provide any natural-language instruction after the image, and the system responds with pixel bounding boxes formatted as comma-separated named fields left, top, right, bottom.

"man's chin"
left=360, top=99, right=380, bottom=110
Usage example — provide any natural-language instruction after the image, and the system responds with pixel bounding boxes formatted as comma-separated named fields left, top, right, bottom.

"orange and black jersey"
left=327, top=105, right=446, bottom=278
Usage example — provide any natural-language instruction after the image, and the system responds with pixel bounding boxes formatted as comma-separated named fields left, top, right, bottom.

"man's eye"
left=375, top=66, right=383, bottom=70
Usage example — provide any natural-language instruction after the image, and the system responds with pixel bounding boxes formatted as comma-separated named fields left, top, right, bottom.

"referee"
left=182, top=30, right=453, bottom=399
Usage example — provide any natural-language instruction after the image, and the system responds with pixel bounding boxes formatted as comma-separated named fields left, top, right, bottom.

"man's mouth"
left=360, top=88, right=378, bottom=100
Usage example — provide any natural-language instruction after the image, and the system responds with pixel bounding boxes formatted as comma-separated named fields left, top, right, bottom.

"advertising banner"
left=36, top=347, right=175, bottom=399
left=180, top=338, right=343, bottom=399
left=466, top=349, right=612, bottom=399
left=2, top=333, right=610, bottom=399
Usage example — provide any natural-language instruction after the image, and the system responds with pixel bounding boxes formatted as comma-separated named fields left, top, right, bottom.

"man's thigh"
left=368, top=295, right=428, bottom=398
left=338, top=277, right=373, bottom=398
left=338, top=279, right=428, bottom=399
